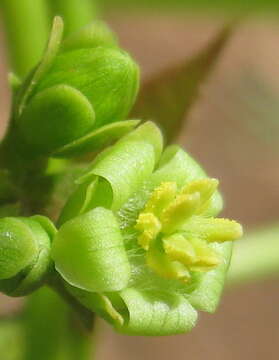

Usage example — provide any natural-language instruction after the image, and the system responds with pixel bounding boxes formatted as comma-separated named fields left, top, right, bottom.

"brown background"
left=1, top=12, right=279, bottom=359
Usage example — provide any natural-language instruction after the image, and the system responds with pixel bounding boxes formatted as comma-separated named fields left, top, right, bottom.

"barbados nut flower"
left=51, top=122, right=243, bottom=336
left=15, top=17, right=139, bottom=157
left=0, top=215, right=56, bottom=296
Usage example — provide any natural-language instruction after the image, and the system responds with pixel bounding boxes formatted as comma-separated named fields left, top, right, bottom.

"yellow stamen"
left=144, top=182, right=177, bottom=216
left=161, top=192, right=200, bottom=233
left=181, top=217, right=243, bottom=243
left=189, top=238, right=221, bottom=271
left=146, top=246, right=191, bottom=283
left=163, top=234, right=197, bottom=266
left=135, top=213, right=161, bottom=250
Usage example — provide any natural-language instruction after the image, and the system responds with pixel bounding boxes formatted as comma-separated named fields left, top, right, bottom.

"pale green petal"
left=187, top=242, right=233, bottom=313
left=52, top=208, right=130, bottom=292
left=117, top=288, right=197, bottom=336
left=53, top=120, right=140, bottom=158
left=67, top=285, right=197, bottom=336
left=77, top=122, right=163, bottom=211
left=151, top=145, right=222, bottom=216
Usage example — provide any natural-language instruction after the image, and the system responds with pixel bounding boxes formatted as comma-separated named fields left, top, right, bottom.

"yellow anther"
left=188, top=238, right=220, bottom=271
left=182, top=217, right=243, bottom=243
left=144, top=182, right=177, bottom=216
left=163, top=234, right=197, bottom=266
left=146, top=246, right=191, bottom=283
left=181, top=178, right=219, bottom=214
left=134, top=180, right=243, bottom=283
left=135, top=213, right=161, bottom=250
left=161, top=192, right=200, bottom=233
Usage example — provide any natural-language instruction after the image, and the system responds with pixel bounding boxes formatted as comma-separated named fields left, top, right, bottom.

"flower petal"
left=52, top=207, right=130, bottom=292
left=53, top=120, right=140, bottom=158
left=187, top=242, right=233, bottom=313
left=117, top=288, right=197, bottom=335
left=67, top=285, right=198, bottom=336
left=151, top=145, right=223, bottom=216
left=77, top=122, right=163, bottom=211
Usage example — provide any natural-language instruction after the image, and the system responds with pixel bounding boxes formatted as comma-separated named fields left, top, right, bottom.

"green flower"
left=0, top=215, right=56, bottom=296
left=15, top=17, right=139, bottom=157
left=52, top=122, right=242, bottom=336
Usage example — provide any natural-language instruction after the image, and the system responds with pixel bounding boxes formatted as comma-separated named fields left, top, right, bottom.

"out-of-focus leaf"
left=132, top=24, right=233, bottom=142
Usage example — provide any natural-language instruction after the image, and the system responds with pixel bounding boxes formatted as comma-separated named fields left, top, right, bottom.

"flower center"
left=135, top=180, right=242, bottom=283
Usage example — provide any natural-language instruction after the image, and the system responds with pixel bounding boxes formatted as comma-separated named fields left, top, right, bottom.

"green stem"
left=227, top=224, right=279, bottom=287
left=47, top=0, right=98, bottom=36
left=1, top=0, right=50, bottom=77
left=23, top=287, right=93, bottom=360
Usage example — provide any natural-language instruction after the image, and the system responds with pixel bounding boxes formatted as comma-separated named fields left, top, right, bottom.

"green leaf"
left=131, top=25, right=232, bottom=142
left=52, top=208, right=130, bottom=292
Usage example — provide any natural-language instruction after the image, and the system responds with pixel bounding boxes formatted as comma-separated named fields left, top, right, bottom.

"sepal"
left=52, top=208, right=130, bottom=292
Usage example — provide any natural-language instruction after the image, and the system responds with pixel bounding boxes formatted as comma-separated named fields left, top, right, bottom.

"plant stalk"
left=22, top=287, right=93, bottom=360
left=1, top=0, right=50, bottom=77
left=228, top=224, right=279, bottom=287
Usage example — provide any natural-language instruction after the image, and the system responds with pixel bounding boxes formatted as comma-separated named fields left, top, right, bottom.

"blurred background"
left=1, top=1, right=279, bottom=359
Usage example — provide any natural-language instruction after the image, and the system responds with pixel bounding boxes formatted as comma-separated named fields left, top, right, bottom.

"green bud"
left=17, top=44, right=139, bottom=156
left=62, top=21, right=118, bottom=52
left=38, top=47, right=139, bottom=128
left=0, top=216, right=56, bottom=296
